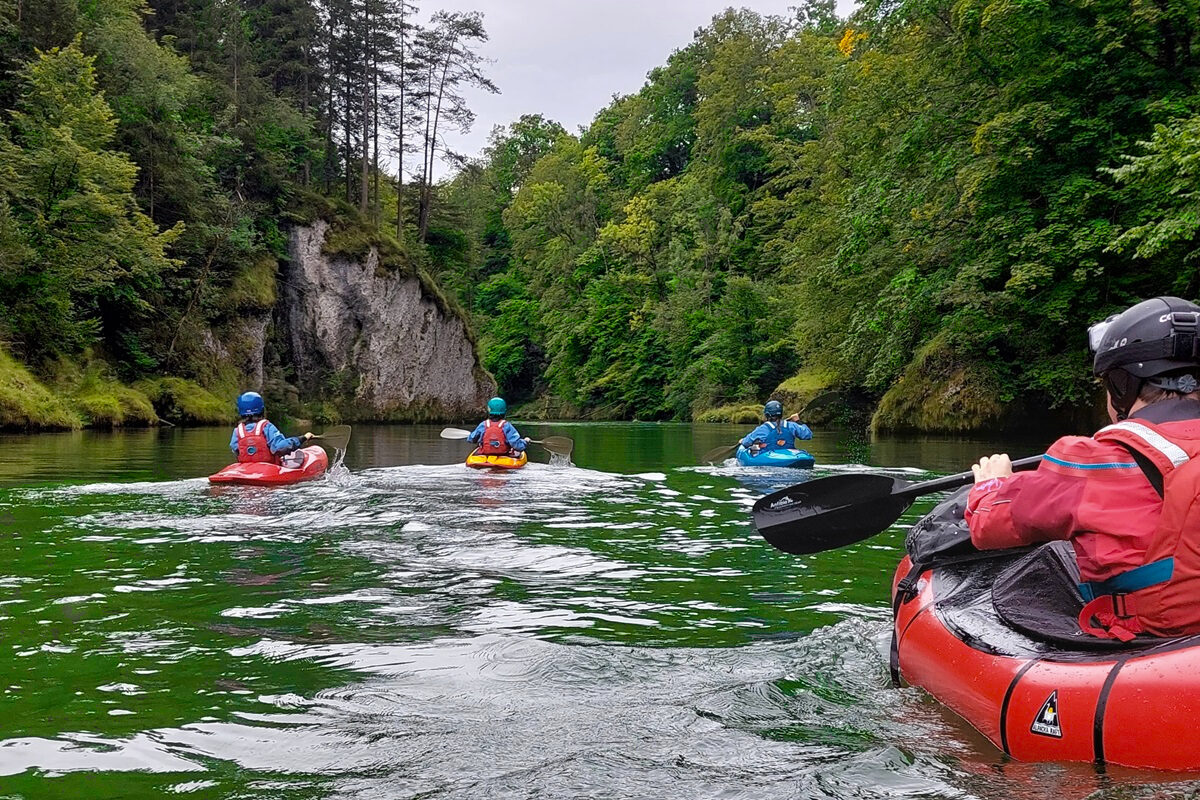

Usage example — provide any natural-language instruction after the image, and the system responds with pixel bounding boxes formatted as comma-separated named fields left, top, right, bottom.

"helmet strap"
left=1103, top=369, right=1142, bottom=420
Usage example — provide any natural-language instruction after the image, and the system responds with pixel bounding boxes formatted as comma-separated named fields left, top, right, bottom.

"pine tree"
left=414, top=10, right=496, bottom=242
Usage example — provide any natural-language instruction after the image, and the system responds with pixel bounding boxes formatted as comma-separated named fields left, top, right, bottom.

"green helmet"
left=487, top=397, right=507, bottom=415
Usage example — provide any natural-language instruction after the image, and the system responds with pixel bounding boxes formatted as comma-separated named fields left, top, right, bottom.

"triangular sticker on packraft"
left=1030, top=691, right=1063, bottom=738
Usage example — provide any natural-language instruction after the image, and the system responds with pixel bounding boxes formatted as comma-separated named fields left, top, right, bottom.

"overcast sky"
left=422, top=0, right=857, bottom=176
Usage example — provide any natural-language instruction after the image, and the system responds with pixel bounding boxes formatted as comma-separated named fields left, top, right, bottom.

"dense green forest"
left=0, top=0, right=1198, bottom=431
left=438, top=0, right=1200, bottom=430
left=0, top=0, right=493, bottom=428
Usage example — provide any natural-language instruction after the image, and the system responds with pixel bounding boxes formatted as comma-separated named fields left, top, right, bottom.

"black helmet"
left=763, top=400, right=783, bottom=419
left=1089, top=297, right=1200, bottom=417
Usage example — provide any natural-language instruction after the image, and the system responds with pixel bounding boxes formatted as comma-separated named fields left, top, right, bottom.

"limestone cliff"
left=277, top=221, right=494, bottom=421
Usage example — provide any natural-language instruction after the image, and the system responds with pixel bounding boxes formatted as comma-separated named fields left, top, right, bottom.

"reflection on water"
left=0, top=423, right=1190, bottom=798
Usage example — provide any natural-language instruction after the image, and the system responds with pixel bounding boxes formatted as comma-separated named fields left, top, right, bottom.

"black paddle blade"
left=752, top=473, right=914, bottom=554
left=536, top=436, right=574, bottom=457
left=701, top=443, right=738, bottom=465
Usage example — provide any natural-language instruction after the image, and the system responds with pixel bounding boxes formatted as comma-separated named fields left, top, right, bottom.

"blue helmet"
left=764, top=400, right=783, bottom=419
left=236, top=391, right=265, bottom=416
left=487, top=397, right=507, bottom=415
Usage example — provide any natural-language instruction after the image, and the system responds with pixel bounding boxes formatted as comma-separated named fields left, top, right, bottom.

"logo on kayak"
left=1030, top=691, right=1063, bottom=738
left=768, top=497, right=796, bottom=510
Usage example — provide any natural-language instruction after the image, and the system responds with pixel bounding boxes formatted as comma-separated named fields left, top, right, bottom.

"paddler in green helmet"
left=467, top=397, right=529, bottom=457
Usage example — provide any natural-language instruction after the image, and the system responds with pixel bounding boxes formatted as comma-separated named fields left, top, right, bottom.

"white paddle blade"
left=440, top=427, right=472, bottom=440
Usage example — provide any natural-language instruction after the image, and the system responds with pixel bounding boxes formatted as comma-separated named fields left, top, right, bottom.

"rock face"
left=203, top=314, right=270, bottom=389
left=279, top=221, right=494, bottom=420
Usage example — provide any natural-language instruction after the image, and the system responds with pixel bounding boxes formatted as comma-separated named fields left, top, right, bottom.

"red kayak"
left=208, top=446, right=329, bottom=486
left=893, top=491, right=1200, bottom=771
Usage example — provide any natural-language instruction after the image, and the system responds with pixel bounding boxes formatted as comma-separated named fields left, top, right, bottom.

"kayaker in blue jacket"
left=741, top=400, right=812, bottom=453
left=468, top=397, right=529, bottom=456
left=229, top=392, right=312, bottom=464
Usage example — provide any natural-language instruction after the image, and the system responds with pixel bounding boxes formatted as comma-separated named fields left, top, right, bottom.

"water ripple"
left=0, top=433, right=1194, bottom=797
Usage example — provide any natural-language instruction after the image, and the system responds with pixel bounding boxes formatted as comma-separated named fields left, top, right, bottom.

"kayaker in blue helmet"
left=229, top=392, right=312, bottom=465
left=468, top=397, right=529, bottom=456
left=741, top=400, right=812, bottom=454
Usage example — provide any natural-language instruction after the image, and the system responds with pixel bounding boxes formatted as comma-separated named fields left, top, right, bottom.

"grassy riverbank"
left=0, top=349, right=232, bottom=431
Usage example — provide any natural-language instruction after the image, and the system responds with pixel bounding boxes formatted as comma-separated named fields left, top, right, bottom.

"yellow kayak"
left=465, top=450, right=528, bottom=470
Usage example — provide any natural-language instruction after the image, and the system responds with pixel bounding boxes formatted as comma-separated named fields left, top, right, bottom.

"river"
left=0, top=422, right=1193, bottom=798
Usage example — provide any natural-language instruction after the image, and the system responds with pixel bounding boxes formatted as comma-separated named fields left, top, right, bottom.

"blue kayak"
left=735, top=446, right=816, bottom=469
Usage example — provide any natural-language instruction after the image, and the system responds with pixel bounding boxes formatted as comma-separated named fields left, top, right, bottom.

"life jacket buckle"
left=1078, top=593, right=1143, bottom=642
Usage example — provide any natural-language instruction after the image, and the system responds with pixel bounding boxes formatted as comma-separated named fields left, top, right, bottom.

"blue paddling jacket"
left=741, top=420, right=812, bottom=451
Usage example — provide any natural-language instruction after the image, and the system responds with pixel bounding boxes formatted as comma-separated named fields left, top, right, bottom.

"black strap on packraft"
left=889, top=560, right=925, bottom=686
left=887, top=548, right=1018, bottom=686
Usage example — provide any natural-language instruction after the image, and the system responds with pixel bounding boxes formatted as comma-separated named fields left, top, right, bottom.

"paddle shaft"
left=307, top=425, right=351, bottom=451
left=752, top=453, right=1046, bottom=554
left=701, top=443, right=739, bottom=464
left=441, top=427, right=547, bottom=442
left=439, top=427, right=574, bottom=456
left=894, top=454, right=1044, bottom=501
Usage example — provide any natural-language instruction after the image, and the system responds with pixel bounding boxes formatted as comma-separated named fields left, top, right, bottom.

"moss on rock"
left=315, top=216, right=476, bottom=349
left=74, top=385, right=157, bottom=428
left=225, top=254, right=278, bottom=312
left=135, top=377, right=232, bottom=425
left=68, top=363, right=158, bottom=428
left=0, top=349, right=82, bottom=430
left=512, top=395, right=585, bottom=421
left=871, top=334, right=1004, bottom=434
left=693, top=403, right=763, bottom=424
left=694, top=369, right=850, bottom=425
left=771, top=368, right=837, bottom=409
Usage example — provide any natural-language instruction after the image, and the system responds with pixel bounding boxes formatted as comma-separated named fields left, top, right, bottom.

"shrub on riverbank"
left=72, top=376, right=157, bottom=428
left=0, top=350, right=81, bottom=430
left=694, top=404, right=762, bottom=424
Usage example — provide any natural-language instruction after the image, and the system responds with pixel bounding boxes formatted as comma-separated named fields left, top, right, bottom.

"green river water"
left=0, top=422, right=1195, bottom=799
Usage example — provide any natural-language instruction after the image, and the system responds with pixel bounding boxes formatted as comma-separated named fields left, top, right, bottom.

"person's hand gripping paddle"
left=752, top=455, right=1043, bottom=554
left=306, top=425, right=352, bottom=452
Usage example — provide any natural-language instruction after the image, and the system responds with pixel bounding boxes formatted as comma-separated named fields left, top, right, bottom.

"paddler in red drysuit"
left=966, top=297, right=1200, bottom=640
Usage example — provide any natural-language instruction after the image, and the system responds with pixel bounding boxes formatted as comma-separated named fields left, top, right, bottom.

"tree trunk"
left=371, top=3, right=380, bottom=221
left=323, top=5, right=335, bottom=194
left=420, top=46, right=454, bottom=243
left=230, top=3, right=240, bottom=125
left=396, top=17, right=406, bottom=240
left=424, top=61, right=439, bottom=239
left=344, top=40, right=352, bottom=204
left=302, top=41, right=311, bottom=186
left=359, top=0, right=370, bottom=213
left=148, top=146, right=155, bottom=221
